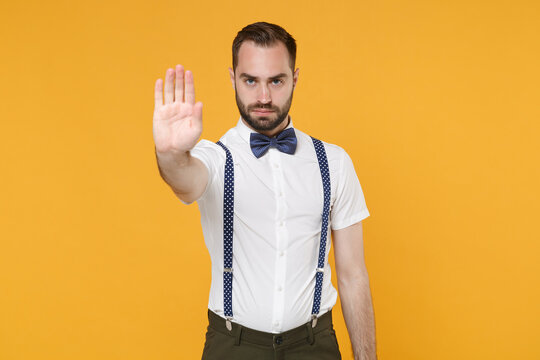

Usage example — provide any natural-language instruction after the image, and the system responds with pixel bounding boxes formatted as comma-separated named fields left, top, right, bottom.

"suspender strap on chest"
left=216, top=137, right=331, bottom=330
left=216, top=141, right=235, bottom=330
left=310, top=137, right=331, bottom=327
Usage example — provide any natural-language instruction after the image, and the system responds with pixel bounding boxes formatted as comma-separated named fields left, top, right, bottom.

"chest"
left=231, top=149, right=334, bottom=229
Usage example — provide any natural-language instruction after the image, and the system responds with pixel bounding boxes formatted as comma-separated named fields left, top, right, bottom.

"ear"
left=228, top=67, right=236, bottom=90
left=293, top=68, right=300, bottom=89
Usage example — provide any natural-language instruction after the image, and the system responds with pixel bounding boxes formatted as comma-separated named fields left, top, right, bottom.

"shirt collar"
left=235, top=115, right=295, bottom=145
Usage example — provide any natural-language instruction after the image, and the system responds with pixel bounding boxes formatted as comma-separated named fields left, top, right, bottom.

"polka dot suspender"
left=310, top=137, right=331, bottom=328
left=216, top=141, right=235, bottom=331
left=216, top=137, right=331, bottom=331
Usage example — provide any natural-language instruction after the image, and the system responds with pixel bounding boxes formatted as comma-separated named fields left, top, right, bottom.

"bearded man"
left=153, top=22, right=377, bottom=360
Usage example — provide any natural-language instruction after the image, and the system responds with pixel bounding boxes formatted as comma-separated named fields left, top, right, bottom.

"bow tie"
left=249, top=128, right=298, bottom=158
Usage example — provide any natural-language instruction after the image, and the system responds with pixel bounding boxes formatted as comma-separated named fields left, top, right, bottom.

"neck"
left=242, top=115, right=290, bottom=138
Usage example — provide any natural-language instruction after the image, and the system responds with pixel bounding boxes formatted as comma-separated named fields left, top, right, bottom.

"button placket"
left=269, top=150, right=287, bottom=334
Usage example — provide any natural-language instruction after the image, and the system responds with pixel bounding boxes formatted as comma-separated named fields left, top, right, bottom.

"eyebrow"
left=239, top=73, right=288, bottom=80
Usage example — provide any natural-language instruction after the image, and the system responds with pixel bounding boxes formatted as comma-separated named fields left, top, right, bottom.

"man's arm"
left=333, top=221, right=377, bottom=360
left=153, top=64, right=207, bottom=203
left=154, top=149, right=208, bottom=204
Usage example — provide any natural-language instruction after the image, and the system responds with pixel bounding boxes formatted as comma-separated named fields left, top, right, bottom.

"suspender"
left=216, top=137, right=331, bottom=330
left=310, top=137, right=331, bottom=327
left=216, top=141, right=235, bottom=331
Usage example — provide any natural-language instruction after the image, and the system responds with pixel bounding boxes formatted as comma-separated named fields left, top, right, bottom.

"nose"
left=257, top=83, right=271, bottom=104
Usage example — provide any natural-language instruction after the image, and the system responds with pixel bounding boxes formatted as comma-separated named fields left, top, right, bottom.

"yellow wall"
left=1, top=0, right=539, bottom=359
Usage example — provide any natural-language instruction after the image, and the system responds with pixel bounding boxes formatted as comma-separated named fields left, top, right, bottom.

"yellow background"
left=1, top=0, right=539, bottom=359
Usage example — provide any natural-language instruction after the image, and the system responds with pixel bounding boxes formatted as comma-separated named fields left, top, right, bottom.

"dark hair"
left=232, top=22, right=297, bottom=72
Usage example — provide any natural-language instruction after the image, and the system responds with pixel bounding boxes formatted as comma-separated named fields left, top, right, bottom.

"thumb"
left=193, top=101, right=203, bottom=123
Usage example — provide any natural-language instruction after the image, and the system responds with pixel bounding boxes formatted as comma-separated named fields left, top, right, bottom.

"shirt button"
left=277, top=286, right=282, bottom=292
left=280, top=251, right=285, bottom=257
left=274, top=163, right=279, bottom=168
left=279, top=221, right=284, bottom=227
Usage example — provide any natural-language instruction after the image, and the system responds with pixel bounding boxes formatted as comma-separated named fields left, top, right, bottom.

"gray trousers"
left=201, top=309, right=342, bottom=360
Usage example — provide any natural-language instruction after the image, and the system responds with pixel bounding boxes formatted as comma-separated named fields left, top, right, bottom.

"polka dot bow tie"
left=249, top=128, right=298, bottom=158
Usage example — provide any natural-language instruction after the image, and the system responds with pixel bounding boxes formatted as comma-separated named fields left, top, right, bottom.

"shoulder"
left=189, top=133, right=232, bottom=171
left=191, top=126, right=239, bottom=155
left=294, top=128, right=350, bottom=165
left=190, top=139, right=223, bottom=157
left=320, top=140, right=349, bottom=164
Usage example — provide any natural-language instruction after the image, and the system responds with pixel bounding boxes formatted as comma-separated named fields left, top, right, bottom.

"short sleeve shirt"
left=188, top=117, right=370, bottom=333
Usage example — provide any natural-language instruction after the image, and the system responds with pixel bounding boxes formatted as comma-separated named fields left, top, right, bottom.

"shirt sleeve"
left=178, top=139, right=224, bottom=205
left=330, top=149, right=370, bottom=230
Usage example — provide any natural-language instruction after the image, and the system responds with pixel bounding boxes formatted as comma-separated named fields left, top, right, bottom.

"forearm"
left=154, top=148, right=207, bottom=203
left=338, top=274, right=377, bottom=360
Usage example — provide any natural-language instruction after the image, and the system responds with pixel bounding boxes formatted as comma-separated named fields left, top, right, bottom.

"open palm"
left=153, top=65, right=203, bottom=154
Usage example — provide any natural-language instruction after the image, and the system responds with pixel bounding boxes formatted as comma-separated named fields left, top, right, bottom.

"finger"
left=164, top=68, right=174, bottom=104
left=174, top=64, right=184, bottom=103
left=154, top=78, right=163, bottom=110
left=191, top=101, right=203, bottom=131
left=185, top=70, right=195, bottom=105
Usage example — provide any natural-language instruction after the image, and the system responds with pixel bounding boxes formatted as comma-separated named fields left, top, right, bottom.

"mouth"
left=251, top=109, right=275, bottom=115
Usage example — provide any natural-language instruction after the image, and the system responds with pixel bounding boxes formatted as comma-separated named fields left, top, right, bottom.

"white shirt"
left=188, top=117, right=370, bottom=333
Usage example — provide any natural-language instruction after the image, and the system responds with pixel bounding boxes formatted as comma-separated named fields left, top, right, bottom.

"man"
left=153, top=22, right=377, bottom=360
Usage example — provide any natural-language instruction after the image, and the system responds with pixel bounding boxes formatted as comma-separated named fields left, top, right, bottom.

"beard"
left=235, top=89, right=294, bottom=132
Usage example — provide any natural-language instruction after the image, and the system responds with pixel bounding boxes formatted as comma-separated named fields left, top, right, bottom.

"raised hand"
left=153, top=65, right=203, bottom=154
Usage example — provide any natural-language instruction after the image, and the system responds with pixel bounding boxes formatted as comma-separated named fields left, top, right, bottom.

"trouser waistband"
left=207, top=309, right=333, bottom=348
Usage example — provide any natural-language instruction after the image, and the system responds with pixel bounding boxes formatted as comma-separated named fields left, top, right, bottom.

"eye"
left=245, top=78, right=255, bottom=85
left=272, top=79, right=283, bottom=85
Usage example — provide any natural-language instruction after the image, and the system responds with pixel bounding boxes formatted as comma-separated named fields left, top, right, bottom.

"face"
left=229, top=41, right=299, bottom=136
